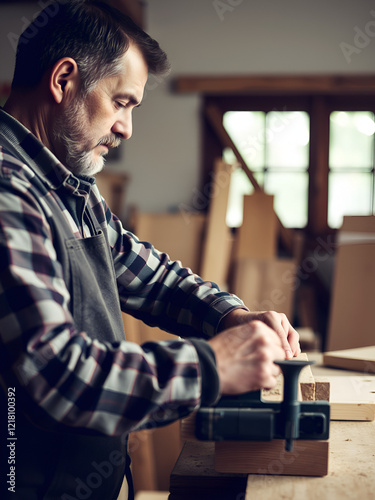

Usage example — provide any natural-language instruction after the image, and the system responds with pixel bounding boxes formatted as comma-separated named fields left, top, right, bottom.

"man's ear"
left=49, top=57, right=80, bottom=104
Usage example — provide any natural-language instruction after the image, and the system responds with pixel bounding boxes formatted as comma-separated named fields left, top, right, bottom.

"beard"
left=53, top=96, right=121, bottom=177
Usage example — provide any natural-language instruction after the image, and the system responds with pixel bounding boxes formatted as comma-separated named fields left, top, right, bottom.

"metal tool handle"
left=274, top=359, right=315, bottom=451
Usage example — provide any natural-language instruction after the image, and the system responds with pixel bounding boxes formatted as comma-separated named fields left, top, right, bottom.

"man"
left=0, top=1, right=300, bottom=499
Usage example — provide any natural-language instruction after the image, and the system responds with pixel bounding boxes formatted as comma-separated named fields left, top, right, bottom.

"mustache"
left=96, top=134, right=122, bottom=149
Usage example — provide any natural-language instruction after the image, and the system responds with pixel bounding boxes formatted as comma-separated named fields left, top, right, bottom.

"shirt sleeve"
left=0, top=157, right=221, bottom=438
left=103, top=201, right=247, bottom=339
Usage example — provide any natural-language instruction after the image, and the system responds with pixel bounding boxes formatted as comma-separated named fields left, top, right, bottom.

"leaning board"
left=323, top=346, right=375, bottom=373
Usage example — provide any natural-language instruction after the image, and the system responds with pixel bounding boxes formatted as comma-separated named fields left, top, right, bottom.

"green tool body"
left=195, top=360, right=330, bottom=451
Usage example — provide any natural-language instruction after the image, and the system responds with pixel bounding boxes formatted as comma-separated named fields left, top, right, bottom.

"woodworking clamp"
left=195, top=360, right=330, bottom=451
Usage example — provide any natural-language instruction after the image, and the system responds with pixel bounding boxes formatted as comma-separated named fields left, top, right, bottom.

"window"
left=222, top=107, right=375, bottom=231
left=223, top=110, right=310, bottom=228
left=174, top=76, right=375, bottom=236
left=328, top=111, right=375, bottom=228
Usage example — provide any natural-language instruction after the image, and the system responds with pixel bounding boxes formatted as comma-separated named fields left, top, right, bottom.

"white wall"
left=1, top=0, right=375, bottom=214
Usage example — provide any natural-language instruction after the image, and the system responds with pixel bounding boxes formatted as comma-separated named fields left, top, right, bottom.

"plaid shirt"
left=0, top=108, right=245, bottom=437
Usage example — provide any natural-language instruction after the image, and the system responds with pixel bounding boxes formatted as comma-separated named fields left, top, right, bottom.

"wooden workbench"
left=169, top=354, right=375, bottom=500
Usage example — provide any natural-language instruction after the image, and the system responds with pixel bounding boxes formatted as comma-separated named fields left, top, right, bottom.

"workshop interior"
left=0, top=1, right=374, bottom=499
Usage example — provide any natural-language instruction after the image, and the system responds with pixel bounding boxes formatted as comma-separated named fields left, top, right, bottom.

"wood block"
left=236, top=192, right=277, bottom=260
left=233, top=258, right=297, bottom=318
left=262, top=353, right=316, bottom=402
left=327, top=216, right=375, bottom=351
left=299, top=355, right=316, bottom=401
left=215, top=440, right=329, bottom=476
left=323, top=346, right=375, bottom=374
left=315, top=377, right=331, bottom=401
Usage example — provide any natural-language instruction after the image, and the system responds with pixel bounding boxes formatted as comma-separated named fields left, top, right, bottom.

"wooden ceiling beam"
left=174, top=74, right=375, bottom=95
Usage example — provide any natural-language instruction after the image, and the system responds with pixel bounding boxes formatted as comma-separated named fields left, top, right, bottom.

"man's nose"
left=112, top=114, right=132, bottom=140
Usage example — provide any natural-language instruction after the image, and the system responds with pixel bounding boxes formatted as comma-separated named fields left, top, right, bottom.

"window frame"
left=195, top=89, right=375, bottom=238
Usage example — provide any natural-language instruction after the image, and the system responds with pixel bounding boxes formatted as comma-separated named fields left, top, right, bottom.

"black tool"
left=195, top=359, right=330, bottom=451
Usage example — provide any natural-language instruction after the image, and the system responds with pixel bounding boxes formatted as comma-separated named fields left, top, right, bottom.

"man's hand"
left=208, top=320, right=285, bottom=394
left=219, top=309, right=300, bottom=360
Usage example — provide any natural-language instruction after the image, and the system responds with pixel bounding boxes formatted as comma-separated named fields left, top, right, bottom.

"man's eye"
left=115, top=101, right=127, bottom=109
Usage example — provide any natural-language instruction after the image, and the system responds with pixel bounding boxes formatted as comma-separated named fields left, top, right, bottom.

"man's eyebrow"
left=115, top=93, right=142, bottom=107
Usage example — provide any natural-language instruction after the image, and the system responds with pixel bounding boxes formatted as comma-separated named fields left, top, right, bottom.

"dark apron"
left=1, top=180, right=133, bottom=500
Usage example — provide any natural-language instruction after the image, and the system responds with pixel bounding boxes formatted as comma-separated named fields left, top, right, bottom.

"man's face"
left=53, top=43, right=148, bottom=176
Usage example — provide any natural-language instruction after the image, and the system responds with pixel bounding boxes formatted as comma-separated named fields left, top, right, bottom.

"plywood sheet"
left=327, top=216, right=375, bottom=351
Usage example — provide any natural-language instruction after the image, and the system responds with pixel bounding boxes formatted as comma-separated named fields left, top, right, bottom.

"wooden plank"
left=263, top=354, right=375, bottom=421
left=236, top=193, right=277, bottom=260
left=323, top=346, right=375, bottom=374
left=331, top=403, right=374, bottom=421
left=327, top=216, right=375, bottom=351
left=200, top=159, right=234, bottom=289
left=244, top=420, right=375, bottom=500
left=215, top=440, right=329, bottom=476
left=174, top=74, right=375, bottom=95
left=327, top=376, right=375, bottom=421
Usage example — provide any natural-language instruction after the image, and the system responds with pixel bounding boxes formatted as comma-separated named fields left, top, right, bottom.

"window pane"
left=266, top=112, right=310, bottom=169
left=265, top=172, right=308, bottom=228
left=223, top=112, right=265, bottom=170
left=226, top=167, right=264, bottom=228
left=329, top=111, right=375, bottom=169
left=328, top=172, right=372, bottom=228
